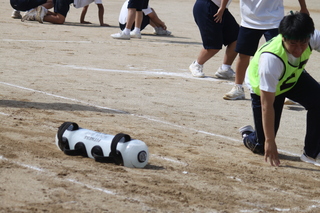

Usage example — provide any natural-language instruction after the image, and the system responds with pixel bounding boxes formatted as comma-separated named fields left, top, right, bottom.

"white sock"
left=221, top=64, right=231, bottom=70
left=41, top=6, right=48, bottom=15
left=195, top=60, right=202, bottom=66
left=133, top=27, right=141, bottom=33
left=123, top=28, right=131, bottom=35
left=236, top=84, right=243, bottom=88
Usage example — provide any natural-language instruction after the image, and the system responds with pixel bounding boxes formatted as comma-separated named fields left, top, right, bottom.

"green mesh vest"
left=247, top=34, right=312, bottom=96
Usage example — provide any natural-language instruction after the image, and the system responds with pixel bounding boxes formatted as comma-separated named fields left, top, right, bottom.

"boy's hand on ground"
left=81, top=21, right=92, bottom=24
left=264, top=141, right=280, bottom=166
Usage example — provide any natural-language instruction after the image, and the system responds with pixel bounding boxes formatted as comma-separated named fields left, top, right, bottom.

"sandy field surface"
left=1, top=0, right=320, bottom=212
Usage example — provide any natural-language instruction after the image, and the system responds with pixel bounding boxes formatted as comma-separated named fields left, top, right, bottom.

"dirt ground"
left=1, top=0, right=320, bottom=212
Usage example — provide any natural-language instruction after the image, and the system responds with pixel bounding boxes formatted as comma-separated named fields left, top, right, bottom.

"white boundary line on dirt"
left=0, top=155, right=149, bottom=203
left=0, top=111, right=10, bottom=116
left=55, top=64, right=222, bottom=81
left=0, top=81, right=300, bottom=159
left=2, top=39, right=91, bottom=43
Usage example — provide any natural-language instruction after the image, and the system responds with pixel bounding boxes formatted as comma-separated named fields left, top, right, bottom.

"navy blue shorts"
left=193, top=0, right=239, bottom=49
left=120, top=14, right=150, bottom=31
left=235, top=26, right=279, bottom=56
left=128, top=0, right=149, bottom=11
left=10, top=0, right=47, bottom=11
left=53, top=0, right=74, bottom=17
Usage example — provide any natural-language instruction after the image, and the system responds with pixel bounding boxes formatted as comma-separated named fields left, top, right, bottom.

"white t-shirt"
left=119, top=0, right=153, bottom=25
left=73, top=0, right=101, bottom=8
left=240, top=0, right=284, bottom=29
left=211, top=0, right=232, bottom=8
left=245, top=30, right=320, bottom=93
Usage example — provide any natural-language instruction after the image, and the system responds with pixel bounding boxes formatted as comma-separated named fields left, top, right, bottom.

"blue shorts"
left=235, top=26, right=279, bottom=56
left=10, top=0, right=47, bottom=11
left=128, top=0, right=149, bottom=11
left=193, top=0, right=239, bottom=49
left=53, top=0, right=74, bottom=17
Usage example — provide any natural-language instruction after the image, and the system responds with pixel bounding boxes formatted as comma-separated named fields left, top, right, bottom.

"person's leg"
left=219, top=8, right=239, bottom=69
left=213, top=8, right=239, bottom=79
left=140, top=15, right=150, bottom=31
left=234, top=53, right=250, bottom=84
left=197, top=49, right=220, bottom=65
left=43, top=12, right=65, bottom=24
left=234, top=28, right=264, bottom=84
left=223, top=27, right=264, bottom=100
left=125, top=8, right=136, bottom=30
left=222, top=40, right=237, bottom=66
left=43, top=0, right=72, bottom=24
left=80, top=5, right=89, bottom=24
left=286, top=71, right=320, bottom=158
left=189, top=0, right=222, bottom=77
left=127, top=0, right=143, bottom=31
left=134, top=11, right=143, bottom=29
left=42, top=0, right=53, bottom=9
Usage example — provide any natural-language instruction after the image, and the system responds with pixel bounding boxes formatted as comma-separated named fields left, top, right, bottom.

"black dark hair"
left=279, top=12, right=315, bottom=41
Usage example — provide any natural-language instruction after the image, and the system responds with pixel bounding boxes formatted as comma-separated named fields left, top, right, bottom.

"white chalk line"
left=0, top=111, right=10, bottom=116
left=0, top=155, right=149, bottom=205
left=55, top=64, right=222, bottom=82
left=2, top=39, right=92, bottom=44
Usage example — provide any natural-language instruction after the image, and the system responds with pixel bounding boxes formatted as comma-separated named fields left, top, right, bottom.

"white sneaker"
left=21, top=8, right=37, bottom=22
left=35, top=6, right=47, bottom=23
left=300, top=153, right=320, bottom=166
left=215, top=66, right=235, bottom=79
left=223, top=85, right=245, bottom=100
left=154, top=27, right=171, bottom=36
left=111, top=31, right=130, bottom=40
left=11, top=10, right=22, bottom=19
left=130, top=31, right=141, bottom=39
left=189, top=61, right=205, bottom=78
left=284, top=98, right=298, bottom=105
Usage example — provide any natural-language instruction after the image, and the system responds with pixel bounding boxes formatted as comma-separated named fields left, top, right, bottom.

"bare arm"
left=260, top=90, right=280, bottom=166
left=43, top=12, right=65, bottom=24
left=97, top=4, right=109, bottom=26
left=213, top=0, right=228, bottom=23
left=298, top=0, right=309, bottom=15
left=148, top=9, right=167, bottom=30
left=80, top=5, right=91, bottom=24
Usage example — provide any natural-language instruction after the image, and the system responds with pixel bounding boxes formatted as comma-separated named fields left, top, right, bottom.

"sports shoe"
left=35, top=6, right=47, bottom=23
left=215, top=66, right=235, bottom=79
left=111, top=31, right=130, bottom=40
left=11, top=10, right=22, bottom=19
left=154, top=27, right=171, bottom=36
left=239, top=125, right=254, bottom=138
left=130, top=31, right=141, bottom=39
left=189, top=61, right=205, bottom=78
left=300, top=153, right=320, bottom=166
left=284, top=98, right=297, bottom=105
left=223, top=85, right=245, bottom=100
left=21, top=8, right=37, bottom=22
left=239, top=125, right=264, bottom=154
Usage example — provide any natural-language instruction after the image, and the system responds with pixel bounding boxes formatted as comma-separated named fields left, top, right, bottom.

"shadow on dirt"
left=0, top=100, right=128, bottom=114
